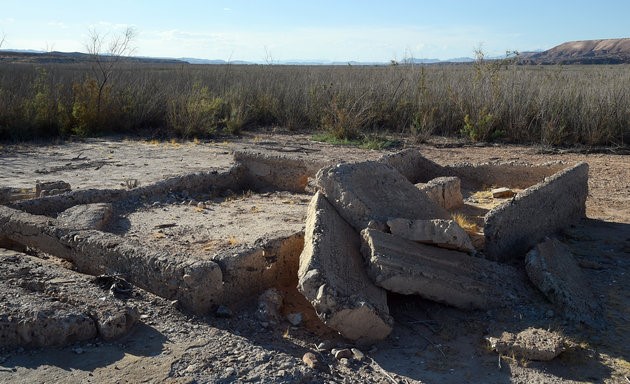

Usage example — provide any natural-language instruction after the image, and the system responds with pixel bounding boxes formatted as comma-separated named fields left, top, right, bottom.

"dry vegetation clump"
left=1, top=58, right=629, bottom=146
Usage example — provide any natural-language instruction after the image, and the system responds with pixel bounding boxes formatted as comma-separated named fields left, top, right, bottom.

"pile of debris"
left=297, top=157, right=596, bottom=345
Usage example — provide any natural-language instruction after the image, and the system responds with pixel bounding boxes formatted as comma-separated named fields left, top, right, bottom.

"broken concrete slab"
left=0, top=248, right=138, bottom=348
left=57, top=203, right=113, bottom=230
left=36, top=180, right=71, bottom=198
left=298, top=192, right=393, bottom=344
left=315, top=161, right=449, bottom=232
left=486, top=328, right=566, bottom=361
left=484, top=162, right=589, bottom=261
left=525, top=237, right=602, bottom=327
left=387, top=218, right=474, bottom=252
left=416, top=176, right=463, bottom=210
left=360, top=229, right=532, bottom=309
left=491, top=187, right=515, bottom=198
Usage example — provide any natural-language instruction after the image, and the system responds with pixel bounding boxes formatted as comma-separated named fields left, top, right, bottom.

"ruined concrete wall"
left=234, top=151, right=328, bottom=193
left=0, top=206, right=224, bottom=315
left=379, top=149, right=446, bottom=184
left=484, top=163, right=588, bottom=261
left=445, top=162, right=567, bottom=190
left=7, top=165, right=245, bottom=217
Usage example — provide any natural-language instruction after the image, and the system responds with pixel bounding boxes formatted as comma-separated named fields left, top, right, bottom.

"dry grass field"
left=1, top=61, right=629, bottom=147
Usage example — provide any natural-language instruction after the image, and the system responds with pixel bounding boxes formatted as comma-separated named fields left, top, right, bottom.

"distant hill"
left=0, top=50, right=185, bottom=64
left=522, top=38, right=630, bottom=64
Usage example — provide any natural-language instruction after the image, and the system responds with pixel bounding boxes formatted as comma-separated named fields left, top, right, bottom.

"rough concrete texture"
left=416, top=176, right=464, bottom=210
left=444, top=161, right=567, bottom=190
left=526, top=237, right=601, bottom=327
left=0, top=205, right=224, bottom=314
left=387, top=218, right=474, bottom=252
left=486, top=328, right=566, bottom=361
left=9, top=164, right=244, bottom=217
left=315, top=161, right=449, bottom=232
left=57, top=203, right=113, bottom=230
left=235, top=151, right=329, bottom=193
left=0, top=248, right=138, bottom=347
left=360, top=229, right=532, bottom=309
left=379, top=149, right=446, bottom=184
left=298, top=192, right=393, bottom=344
left=484, top=162, right=589, bottom=261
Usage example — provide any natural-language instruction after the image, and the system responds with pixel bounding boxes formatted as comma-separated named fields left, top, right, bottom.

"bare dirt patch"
left=1, top=133, right=628, bottom=383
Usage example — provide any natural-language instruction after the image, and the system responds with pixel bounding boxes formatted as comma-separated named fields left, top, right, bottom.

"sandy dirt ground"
left=0, top=132, right=628, bottom=383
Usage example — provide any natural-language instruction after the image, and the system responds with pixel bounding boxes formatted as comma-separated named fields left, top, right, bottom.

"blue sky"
left=1, top=0, right=628, bottom=62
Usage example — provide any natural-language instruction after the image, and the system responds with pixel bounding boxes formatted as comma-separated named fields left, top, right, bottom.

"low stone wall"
left=484, top=163, right=588, bottom=261
left=234, top=151, right=329, bottom=193
left=8, top=165, right=245, bottom=217
left=445, top=162, right=566, bottom=190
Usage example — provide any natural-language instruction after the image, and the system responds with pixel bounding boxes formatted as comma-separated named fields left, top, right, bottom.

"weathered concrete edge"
left=7, top=164, right=246, bottom=216
left=484, top=162, right=588, bottom=261
left=0, top=206, right=223, bottom=314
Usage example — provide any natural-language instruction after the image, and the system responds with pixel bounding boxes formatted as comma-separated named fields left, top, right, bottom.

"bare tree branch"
left=84, top=26, right=137, bottom=119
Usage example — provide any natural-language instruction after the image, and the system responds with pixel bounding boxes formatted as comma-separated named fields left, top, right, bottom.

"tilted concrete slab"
left=360, top=229, right=532, bottom=309
left=484, top=163, right=588, bottom=261
left=315, top=161, right=449, bottom=231
left=0, top=248, right=138, bottom=348
left=298, top=192, right=393, bottom=344
left=526, top=237, right=601, bottom=327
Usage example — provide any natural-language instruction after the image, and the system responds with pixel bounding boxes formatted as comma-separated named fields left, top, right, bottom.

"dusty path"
left=0, top=133, right=628, bottom=383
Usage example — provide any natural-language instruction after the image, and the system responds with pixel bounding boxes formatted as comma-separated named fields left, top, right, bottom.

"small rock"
left=316, top=341, right=334, bottom=351
left=225, top=367, right=236, bottom=376
left=351, top=348, right=365, bottom=361
left=197, top=202, right=206, bottom=209
left=302, top=352, right=320, bottom=369
left=491, top=187, right=515, bottom=198
left=185, top=364, right=197, bottom=373
left=286, top=312, right=303, bottom=326
left=216, top=305, right=233, bottom=318
left=339, top=358, right=350, bottom=366
left=276, top=369, right=286, bottom=377
left=256, top=288, right=283, bottom=322
left=332, top=348, right=353, bottom=360
left=486, top=327, right=565, bottom=361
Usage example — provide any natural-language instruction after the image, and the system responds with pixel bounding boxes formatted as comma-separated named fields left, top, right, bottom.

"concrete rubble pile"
left=0, top=147, right=592, bottom=352
left=297, top=151, right=592, bottom=345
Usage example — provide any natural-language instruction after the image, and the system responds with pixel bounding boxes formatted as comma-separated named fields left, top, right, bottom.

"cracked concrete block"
left=525, top=237, right=601, bottom=327
left=298, top=192, right=393, bottom=344
left=416, top=176, right=463, bottom=210
left=387, top=218, right=474, bottom=252
left=315, top=161, right=449, bottom=232
left=360, top=229, right=532, bottom=309
left=57, top=203, right=113, bottom=231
